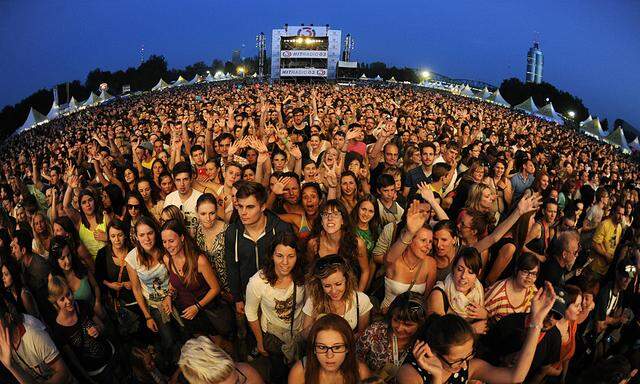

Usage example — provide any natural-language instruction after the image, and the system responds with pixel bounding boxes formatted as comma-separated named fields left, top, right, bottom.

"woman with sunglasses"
left=357, top=292, right=427, bottom=380
left=245, top=232, right=306, bottom=382
left=289, top=314, right=371, bottom=384
left=123, top=191, right=152, bottom=239
left=382, top=200, right=437, bottom=312
left=302, top=255, right=372, bottom=337
left=398, top=282, right=557, bottom=384
left=485, top=252, right=539, bottom=322
left=306, top=199, right=370, bottom=292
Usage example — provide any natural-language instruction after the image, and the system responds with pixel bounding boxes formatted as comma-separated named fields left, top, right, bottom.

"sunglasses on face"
left=127, top=204, right=141, bottom=210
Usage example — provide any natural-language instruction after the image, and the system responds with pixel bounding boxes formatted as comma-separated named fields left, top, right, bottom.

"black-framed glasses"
left=436, top=349, right=475, bottom=369
left=519, top=269, right=539, bottom=278
left=321, top=211, right=341, bottom=220
left=314, top=344, right=348, bottom=354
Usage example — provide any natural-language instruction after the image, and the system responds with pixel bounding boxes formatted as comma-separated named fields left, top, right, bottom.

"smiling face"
left=410, top=227, right=433, bottom=258
left=565, top=295, right=583, bottom=321
left=161, top=229, right=183, bottom=256
left=391, top=316, right=419, bottom=341
left=314, top=329, right=348, bottom=372
left=321, top=270, right=347, bottom=302
left=56, top=245, right=73, bottom=272
left=452, top=257, right=478, bottom=293
left=283, top=178, right=300, bottom=205
left=272, top=244, right=297, bottom=278
left=55, top=287, right=75, bottom=313
left=515, top=266, right=539, bottom=289
left=357, top=201, right=375, bottom=225
left=33, top=214, right=47, bottom=234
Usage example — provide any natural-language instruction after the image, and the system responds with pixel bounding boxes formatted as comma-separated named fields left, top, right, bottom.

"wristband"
left=528, top=323, right=542, bottom=331
left=195, top=302, right=202, bottom=310
left=145, top=316, right=152, bottom=321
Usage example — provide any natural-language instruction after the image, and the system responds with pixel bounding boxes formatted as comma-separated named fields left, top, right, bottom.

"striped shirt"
left=485, top=279, right=537, bottom=322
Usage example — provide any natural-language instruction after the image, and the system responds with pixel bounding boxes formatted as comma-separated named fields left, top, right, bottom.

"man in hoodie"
left=224, top=181, right=293, bottom=314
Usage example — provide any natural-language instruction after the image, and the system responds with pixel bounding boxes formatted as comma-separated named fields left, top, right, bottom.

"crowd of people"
left=0, top=81, right=638, bottom=384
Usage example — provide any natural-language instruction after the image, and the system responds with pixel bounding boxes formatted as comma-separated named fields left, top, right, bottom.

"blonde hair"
left=47, top=275, right=69, bottom=309
left=178, top=336, right=235, bottom=384
left=31, top=211, right=52, bottom=256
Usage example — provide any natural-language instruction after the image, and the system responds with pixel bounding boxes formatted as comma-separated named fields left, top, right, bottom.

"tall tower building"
left=525, top=41, right=543, bottom=84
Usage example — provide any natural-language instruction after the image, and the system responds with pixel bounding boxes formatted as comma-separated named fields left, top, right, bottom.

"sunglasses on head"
left=314, top=255, right=346, bottom=274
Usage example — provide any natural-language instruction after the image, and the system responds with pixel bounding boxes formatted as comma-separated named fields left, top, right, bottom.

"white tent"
left=514, top=97, right=539, bottom=114
left=536, top=102, right=564, bottom=124
left=205, top=73, right=215, bottom=82
left=460, top=85, right=475, bottom=98
left=476, top=87, right=491, bottom=99
left=152, top=78, right=170, bottom=91
left=17, top=107, right=48, bottom=134
left=98, top=90, right=113, bottom=102
left=46, top=102, right=60, bottom=120
left=68, top=97, right=80, bottom=110
left=251, top=72, right=258, bottom=78
left=579, top=115, right=593, bottom=126
left=487, top=90, right=510, bottom=107
left=388, top=76, right=397, bottom=83
left=83, top=92, right=99, bottom=107
left=374, top=75, right=383, bottom=81
left=603, top=127, right=631, bottom=153
left=630, top=137, right=640, bottom=151
left=359, top=73, right=369, bottom=81
left=189, top=74, right=202, bottom=84
left=173, top=76, right=188, bottom=87
left=580, top=117, right=606, bottom=139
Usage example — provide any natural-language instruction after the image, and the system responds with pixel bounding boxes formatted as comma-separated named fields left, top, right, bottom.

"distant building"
left=525, top=41, right=543, bottom=84
left=231, top=50, right=241, bottom=65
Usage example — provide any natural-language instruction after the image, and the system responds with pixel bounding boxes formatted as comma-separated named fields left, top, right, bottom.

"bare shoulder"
left=396, top=363, right=420, bottom=383
left=236, top=362, right=264, bottom=384
left=288, top=360, right=305, bottom=383
left=358, top=361, right=372, bottom=380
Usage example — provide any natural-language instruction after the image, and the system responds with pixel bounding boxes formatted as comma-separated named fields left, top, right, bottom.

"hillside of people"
left=0, top=81, right=638, bottom=383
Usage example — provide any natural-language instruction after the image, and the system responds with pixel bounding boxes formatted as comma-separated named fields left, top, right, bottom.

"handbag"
left=112, top=252, right=139, bottom=335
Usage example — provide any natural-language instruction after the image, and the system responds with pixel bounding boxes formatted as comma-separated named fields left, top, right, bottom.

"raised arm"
left=62, top=173, right=82, bottom=226
left=385, top=200, right=428, bottom=266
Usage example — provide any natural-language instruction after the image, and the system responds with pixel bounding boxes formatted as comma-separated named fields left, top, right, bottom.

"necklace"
left=402, top=253, right=420, bottom=271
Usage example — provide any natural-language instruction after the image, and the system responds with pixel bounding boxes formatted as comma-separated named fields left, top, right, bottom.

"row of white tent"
left=578, top=116, right=637, bottom=153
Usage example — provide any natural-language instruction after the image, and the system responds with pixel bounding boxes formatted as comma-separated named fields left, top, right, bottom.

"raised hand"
left=530, top=282, right=556, bottom=326
left=417, top=182, right=436, bottom=203
left=271, top=177, right=291, bottom=195
left=289, top=145, right=302, bottom=160
left=413, top=341, right=444, bottom=381
left=406, top=200, right=429, bottom=235
left=516, top=191, right=542, bottom=214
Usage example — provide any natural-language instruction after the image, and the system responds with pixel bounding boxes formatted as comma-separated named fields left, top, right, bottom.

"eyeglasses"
left=314, top=344, right=347, bottom=354
left=127, top=204, right=141, bottom=210
left=321, top=211, right=341, bottom=220
left=436, top=349, right=475, bottom=369
left=519, top=269, right=538, bottom=278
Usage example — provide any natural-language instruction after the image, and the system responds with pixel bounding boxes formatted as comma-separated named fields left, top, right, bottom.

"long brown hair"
left=161, top=219, right=203, bottom=287
left=308, top=199, right=359, bottom=268
left=306, top=255, right=358, bottom=317
left=304, top=314, right=359, bottom=384
left=134, top=216, right=164, bottom=268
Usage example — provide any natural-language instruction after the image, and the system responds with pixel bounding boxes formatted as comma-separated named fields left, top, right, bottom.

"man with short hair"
left=511, top=157, right=536, bottom=202
left=590, top=204, right=625, bottom=277
left=224, top=182, right=293, bottom=314
left=164, top=161, right=203, bottom=232
left=539, top=230, right=581, bottom=287
left=376, top=174, right=404, bottom=226
left=433, top=142, right=460, bottom=196
left=190, top=145, right=208, bottom=181
left=403, top=142, right=436, bottom=198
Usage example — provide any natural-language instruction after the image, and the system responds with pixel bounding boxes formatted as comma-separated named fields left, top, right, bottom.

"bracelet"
left=145, top=316, right=152, bottom=321
left=401, top=231, right=414, bottom=245
left=528, top=323, right=542, bottom=330
left=195, top=302, right=202, bottom=310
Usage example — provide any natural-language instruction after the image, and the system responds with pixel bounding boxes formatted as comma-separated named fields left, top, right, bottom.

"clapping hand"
left=530, top=282, right=556, bottom=326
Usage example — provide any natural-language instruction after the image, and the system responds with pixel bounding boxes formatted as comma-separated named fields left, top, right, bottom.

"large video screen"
left=281, top=36, right=328, bottom=51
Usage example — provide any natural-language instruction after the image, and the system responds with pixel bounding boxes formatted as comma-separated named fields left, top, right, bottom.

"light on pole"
left=568, top=111, right=575, bottom=118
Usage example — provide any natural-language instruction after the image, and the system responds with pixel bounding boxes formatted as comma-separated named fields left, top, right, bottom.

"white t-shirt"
left=163, top=189, right=203, bottom=232
left=245, top=271, right=305, bottom=334
left=12, top=315, right=61, bottom=383
left=125, top=248, right=169, bottom=303
left=302, top=291, right=372, bottom=330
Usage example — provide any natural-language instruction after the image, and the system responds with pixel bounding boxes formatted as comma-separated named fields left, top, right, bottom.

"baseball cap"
left=551, top=286, right=567, bottom=319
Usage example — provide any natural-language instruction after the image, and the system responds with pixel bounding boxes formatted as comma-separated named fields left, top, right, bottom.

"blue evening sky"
left=0, top=0, right=638, bottom=127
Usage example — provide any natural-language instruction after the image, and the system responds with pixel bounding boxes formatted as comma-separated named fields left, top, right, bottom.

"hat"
left=551, top=287, right=567, bottom=319
left=139, top=141, right=153, bottom=152
left=616, top=259, right=637, bottom=279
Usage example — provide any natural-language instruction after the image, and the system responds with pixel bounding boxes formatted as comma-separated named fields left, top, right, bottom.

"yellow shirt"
left=591, top=218, right=621, bottom=274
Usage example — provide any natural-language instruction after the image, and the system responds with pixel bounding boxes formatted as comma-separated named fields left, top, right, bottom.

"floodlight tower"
left=342, top=34, right=355, bottom=61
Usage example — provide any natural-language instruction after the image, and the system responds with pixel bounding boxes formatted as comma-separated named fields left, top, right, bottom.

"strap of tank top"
left=355, top=291, right=360, bottom=331
left=290, top=283, right=296, bottom=338
left=433, top=286, right=449, bottom=313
